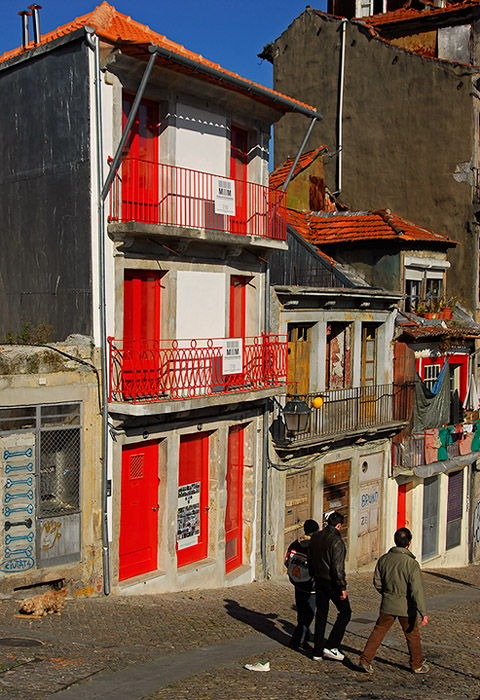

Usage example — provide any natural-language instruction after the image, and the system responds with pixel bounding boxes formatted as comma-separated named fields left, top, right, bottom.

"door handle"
left=152, top=505, right=159, bottom=512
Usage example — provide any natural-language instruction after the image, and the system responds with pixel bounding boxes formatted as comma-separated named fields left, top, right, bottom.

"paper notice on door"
left=223, top=338, right=243, bottom=375
left=214, top=177, right=235, bottom=216
left=177, top=481, right=201, bottom=550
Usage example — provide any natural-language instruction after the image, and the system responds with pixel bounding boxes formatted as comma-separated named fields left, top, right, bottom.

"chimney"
left=27, top=4, right=42, bottom=46
left=18, top=10, right=31, bottom=50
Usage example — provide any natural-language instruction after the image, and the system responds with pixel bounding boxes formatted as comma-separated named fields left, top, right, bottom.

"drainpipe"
left=85, top=28, right=110, bottom=596
left=260, top=115, right=320, bottom=577
left=261, top=260, right=271, bottom=577
left=336, top=19, right=347, bottom=196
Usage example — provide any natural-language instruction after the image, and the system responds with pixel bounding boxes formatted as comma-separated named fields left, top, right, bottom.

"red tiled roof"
left=399, top=324, right=480, bottom=339
left=286, top=208, right=457, bottom=245
left=0, top=2, right=316, bottom=115
left=360, top=0, right=480, bottom=27
left=269, top=146, right=327, bottom=190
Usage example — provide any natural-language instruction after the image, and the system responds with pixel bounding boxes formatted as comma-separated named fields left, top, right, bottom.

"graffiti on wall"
left=40, top=519, right=62, bottom=551
left=0, top=438, right=36, bottom=573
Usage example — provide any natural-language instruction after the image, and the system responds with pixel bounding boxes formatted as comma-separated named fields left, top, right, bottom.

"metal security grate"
left=129, top=454, right=144, bottom=480
left=39, top=428, right=80, bottom=517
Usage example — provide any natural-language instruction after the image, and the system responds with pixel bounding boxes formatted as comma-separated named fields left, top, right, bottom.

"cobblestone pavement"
left=0, top=565, right=477, bottom=699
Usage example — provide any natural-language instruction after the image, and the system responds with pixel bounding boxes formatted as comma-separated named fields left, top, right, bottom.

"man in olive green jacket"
left=359, top=528, right=429, bottom=674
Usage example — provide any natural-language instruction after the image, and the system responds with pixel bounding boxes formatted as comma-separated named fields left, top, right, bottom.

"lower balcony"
left=273, top=383, right=411, bottom=447
left=108, top=334, right=287, bottom=405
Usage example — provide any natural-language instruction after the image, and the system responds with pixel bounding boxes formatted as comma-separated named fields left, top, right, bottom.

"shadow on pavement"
left=224, top=598, right=294, bottom=646
left=424, top=570, right=480, bottom=590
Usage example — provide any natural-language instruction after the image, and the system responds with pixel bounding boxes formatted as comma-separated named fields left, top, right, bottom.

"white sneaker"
left=323, top=648, right=344, bottom=661
left=244, top=661, right=270, bottom=672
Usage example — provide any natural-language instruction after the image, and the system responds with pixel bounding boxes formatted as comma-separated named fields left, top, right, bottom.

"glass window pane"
left=39, top=428, right=80, bottom=516
left=0, top=407, right=36, bottom=432
left=41, top=403, right=80, bottom=427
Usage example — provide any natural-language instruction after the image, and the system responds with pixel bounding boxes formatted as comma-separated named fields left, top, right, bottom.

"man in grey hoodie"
left=359, top=527, right=429, bottom=674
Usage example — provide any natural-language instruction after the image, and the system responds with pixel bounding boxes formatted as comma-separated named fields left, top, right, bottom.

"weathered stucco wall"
left=273, top=9, right=476, bottom=312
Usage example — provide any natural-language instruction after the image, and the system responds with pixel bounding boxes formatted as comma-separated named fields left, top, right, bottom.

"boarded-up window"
left=326, top=323, right=351, bottom=390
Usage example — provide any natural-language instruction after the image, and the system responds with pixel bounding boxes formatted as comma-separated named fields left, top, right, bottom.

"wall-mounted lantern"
left=282, top=395, right=311, bottom=434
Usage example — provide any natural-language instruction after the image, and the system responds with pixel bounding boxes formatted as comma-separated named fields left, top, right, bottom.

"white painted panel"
left=175, top=104, right=227, bottom=176
left=176, top=271, right=226, bottom=340
left=359, top=452, right=383, bottom=484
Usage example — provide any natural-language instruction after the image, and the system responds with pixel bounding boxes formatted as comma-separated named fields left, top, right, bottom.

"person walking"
left=309, top=511, right=351, bottom=661
left=284, top=519, right=319, bottom=649
left=359, top=527, right=429, bottom=674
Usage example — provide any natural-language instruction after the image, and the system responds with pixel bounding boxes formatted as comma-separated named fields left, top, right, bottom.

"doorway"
left=119, top=441, right=159, bottom=581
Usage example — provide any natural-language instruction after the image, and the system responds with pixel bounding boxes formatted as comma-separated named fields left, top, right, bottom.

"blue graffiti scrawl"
left=1, top=439, right=36, bottom=573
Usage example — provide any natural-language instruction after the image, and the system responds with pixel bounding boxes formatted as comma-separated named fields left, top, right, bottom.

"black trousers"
left=290, top=587, right=315, bottom=647
left=313, top=577, right=351, bottom=655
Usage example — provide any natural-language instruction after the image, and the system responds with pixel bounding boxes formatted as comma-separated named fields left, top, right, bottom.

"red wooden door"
left=123, top=270, right=162, bottom=399
left=230, top=126, right=248, bottom=234
left=122, top=95, right=159, bottom=223
left=176, top=433, right=209, bottom=567
left=229, top=276, right=246, bottom=338
left=227, top=276, right=247, bottom=387
left=119, top=441, right=159, bottom=581
left=397, top=483, right=407, bottom=529
left=225, top=425, right=244, bottom=573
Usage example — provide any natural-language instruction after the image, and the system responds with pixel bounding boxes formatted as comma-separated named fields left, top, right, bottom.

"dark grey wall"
left=273, top=9, right=476, bottom=313
left=0, top=39, right=92, bottom=341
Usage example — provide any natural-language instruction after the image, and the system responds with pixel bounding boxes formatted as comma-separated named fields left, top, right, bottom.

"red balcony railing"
left=108, top=157, right=287, bottom=240
left=108, top=334, right=287, bottom=403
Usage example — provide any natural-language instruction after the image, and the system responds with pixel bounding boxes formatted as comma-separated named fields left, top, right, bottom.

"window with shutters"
left=446, top=469, right=464, bottom=550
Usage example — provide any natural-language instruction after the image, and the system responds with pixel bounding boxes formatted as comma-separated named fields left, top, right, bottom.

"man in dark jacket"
left=284, top=519, right=319, bottom=649
left=309, top=511, right=351, bottom=661
left=359, top=527, right=429, bottom=674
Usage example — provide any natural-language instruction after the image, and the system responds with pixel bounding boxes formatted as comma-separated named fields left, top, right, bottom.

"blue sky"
left=0, top=1, right=326, bottom=89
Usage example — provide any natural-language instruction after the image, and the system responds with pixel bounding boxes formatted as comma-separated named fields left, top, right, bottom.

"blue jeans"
left=313, top=577, right=351, bottom=655
left=290, top=587, right=315, bottom=647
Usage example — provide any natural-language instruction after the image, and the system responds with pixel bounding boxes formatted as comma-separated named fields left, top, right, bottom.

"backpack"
left=285, top=547, right=312, bottom=586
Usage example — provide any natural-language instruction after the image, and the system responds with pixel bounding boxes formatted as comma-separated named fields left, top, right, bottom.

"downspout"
left=85, top=28, right=110, bottom=595
left=260, top=115, right=321, bottom=577
left=261, top=261, right=271, bottom=577
left=86, top=29, right=157, bottom=593
left=335, top=19, right=347, bottom=196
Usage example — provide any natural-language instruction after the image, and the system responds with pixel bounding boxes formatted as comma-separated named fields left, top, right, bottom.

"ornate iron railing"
left=273, top=383, right=411, bottom=444
left=108, top=157, right=287, bottom=240
left=108, top=334, right=287, bottom=403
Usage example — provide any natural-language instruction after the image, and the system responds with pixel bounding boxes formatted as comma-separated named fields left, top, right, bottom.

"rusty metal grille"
left=39, top=426, right=80, bottom=517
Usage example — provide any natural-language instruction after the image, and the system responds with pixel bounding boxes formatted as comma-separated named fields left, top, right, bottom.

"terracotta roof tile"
left=0, top=2, right=316, bottom=115
left=360, top=0, right=480, bottom=27
left=269, top=146, right=327, bottom=190
left=286, top=208, right=457, bottom=245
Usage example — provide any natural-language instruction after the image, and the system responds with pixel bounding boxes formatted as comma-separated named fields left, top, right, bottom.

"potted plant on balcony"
left=415, top=295, right=458, bottom=320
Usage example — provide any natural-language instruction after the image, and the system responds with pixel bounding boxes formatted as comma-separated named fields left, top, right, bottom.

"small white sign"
left=223, top=338, right=243, bottom=375
left=214, top=177, right=236, bottom=216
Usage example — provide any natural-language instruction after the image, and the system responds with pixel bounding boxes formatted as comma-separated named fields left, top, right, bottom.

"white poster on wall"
left=222, top=338, right=243, bottom=375
left=214, top=177, right=235, bottom=216
left=177, top=482, right=201, bottom=550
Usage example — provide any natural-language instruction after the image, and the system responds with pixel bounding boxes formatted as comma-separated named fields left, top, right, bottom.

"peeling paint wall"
left=273, top=9, right=476, bottom=313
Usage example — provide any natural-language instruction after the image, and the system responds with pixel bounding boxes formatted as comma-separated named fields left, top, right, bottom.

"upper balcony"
left=273, top=383, right=411, bottom=450
left=108, top=333, right=287, bottom=414
left=108, top=157, right=287, bottom=252
left=393, top=422, right=479, bottom=471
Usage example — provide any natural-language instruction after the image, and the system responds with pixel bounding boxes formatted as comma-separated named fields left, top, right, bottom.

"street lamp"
left=282, top=395, right=311, bottom=434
